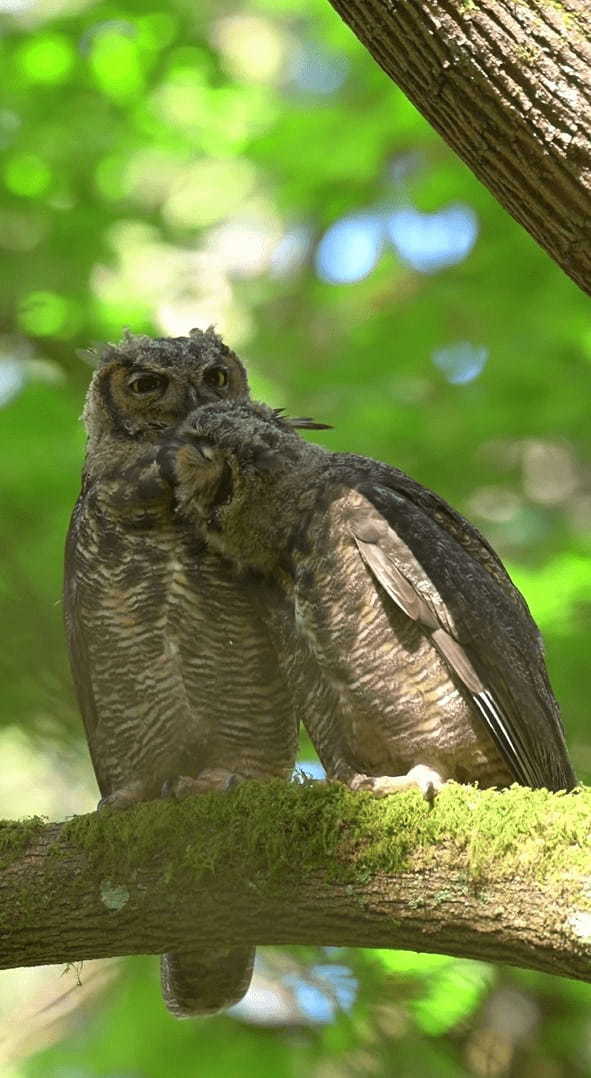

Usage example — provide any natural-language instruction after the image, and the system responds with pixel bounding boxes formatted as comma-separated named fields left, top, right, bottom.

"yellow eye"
left=128, top=372, right=168, bottom=395
left=203, top=365, right=229, bottom=389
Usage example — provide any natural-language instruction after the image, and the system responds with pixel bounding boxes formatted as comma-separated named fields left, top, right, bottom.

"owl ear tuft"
left=288, top=416, right=333, bottom=431
left=272, top=407, right=332, bottom=431
left=82, top=334, right=137, bottom=369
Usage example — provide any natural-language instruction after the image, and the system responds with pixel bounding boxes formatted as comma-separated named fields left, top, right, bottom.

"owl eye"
left=203, top=366, right=229, bottom=389
left=128, top=372, right=168, bottom=396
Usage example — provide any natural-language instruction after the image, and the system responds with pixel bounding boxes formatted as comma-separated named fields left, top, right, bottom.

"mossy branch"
left=325, top=0, right=591, bottom=295
left=2, top=782, right=591, bottom=980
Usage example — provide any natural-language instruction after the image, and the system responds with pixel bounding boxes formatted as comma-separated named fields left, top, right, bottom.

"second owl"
left=158, top=399, right=576, bottom=799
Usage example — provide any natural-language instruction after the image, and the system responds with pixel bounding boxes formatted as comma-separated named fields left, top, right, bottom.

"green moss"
left=4, top=783, right=591, bottom=904
left=58, top=779, right=365, bottom=887
left=53, top=781, right=591, bottom=894
left=0, top=815, right=46, bottom=868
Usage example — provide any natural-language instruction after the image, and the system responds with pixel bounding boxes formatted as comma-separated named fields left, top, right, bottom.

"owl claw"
left=423, top=781, right=436, bottom=805
left=407, top=765, right=445, bottom=801
left=349, top=765, right=445, bottom=802
left=97, top=785, right=148, bottom=812
left=163, top=769, right=243, bottom=800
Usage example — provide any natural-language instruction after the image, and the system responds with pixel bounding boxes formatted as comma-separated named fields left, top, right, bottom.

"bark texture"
left=325, top=0, right=591, bottom=294
left=3, top=782, right=591, bottom=982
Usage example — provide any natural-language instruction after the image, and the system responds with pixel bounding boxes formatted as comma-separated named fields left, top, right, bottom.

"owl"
left=64, top=329, right=301, bottom=1017
left=158, top=399, right=576, bottom=798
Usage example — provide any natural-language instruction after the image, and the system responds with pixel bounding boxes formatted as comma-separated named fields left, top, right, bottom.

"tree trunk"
left=325, top=0, right=591, bottom=295
left=3, top=782, right=591, bottom=981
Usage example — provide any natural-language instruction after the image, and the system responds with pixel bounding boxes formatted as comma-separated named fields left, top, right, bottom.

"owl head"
left=83, top=327, right=249, bottom=444
left=159, top=400, right=328, bottom=568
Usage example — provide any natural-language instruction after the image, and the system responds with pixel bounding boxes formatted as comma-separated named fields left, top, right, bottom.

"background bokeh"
left=1, top=0, right=591, bottom=1074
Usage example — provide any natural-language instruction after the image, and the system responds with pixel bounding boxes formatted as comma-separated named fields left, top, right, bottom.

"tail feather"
left=161, top=946, right=255, bottom=1018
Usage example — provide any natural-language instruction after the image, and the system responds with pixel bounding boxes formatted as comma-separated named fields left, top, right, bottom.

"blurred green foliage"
left=1, top=0, right=590, bottom=1073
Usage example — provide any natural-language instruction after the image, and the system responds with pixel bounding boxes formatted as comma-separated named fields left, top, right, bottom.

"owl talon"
left=98, top=786, right=147, bottom=812
left=349, top=765, right=445, bottom=801
left=164, top=769, right=243, bottom=800
left=407, top=765, right=445, bottom=801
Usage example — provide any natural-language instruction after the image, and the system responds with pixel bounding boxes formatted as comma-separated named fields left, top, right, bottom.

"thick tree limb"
left=4, top=782, right=591, bottom=980
left=325, top=0, right=591, bottom=295
left=2, top=782, right=591, bottom=981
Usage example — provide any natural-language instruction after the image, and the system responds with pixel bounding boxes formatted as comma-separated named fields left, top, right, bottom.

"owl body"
left=66, top=484, right=296, bottom=803
left=161, top=400, right=576, bottom=797
left=65, top=331, right=298, bottom=1016
left=290, top=490, right=513, bottom=789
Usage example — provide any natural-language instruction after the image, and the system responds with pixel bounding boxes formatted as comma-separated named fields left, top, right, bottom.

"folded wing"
left=347, top=482, right=575, bottom=792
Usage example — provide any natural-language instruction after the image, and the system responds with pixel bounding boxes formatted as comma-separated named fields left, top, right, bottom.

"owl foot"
left=349, top=765, right=445, bottom=803
left=97, top=784, right=148, bottom=812
left=162, top=769, right=243, bottom=800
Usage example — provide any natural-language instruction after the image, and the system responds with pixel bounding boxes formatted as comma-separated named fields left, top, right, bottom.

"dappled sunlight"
left=205, top=206, right=283, bottom=278
left=91, top=222, right=252, bottom=344
left=467, top=486, right=523, bottom=526
left=465, top=987, right=540, bottom=1077
left=471, top=435, right=591, bottom=555
left=0, top=0, right=34, bottom=13
left=150, top=67, right=276, bottom=153
left=0, top=726, right=95, bottom=818
left=162, top=158, right=259, bottom=230
left=0, top=207, right=49, bottom=252
left=4, top=153, right=52, bottom=199
left=521, top=439, right=579, bottom=505
left=212, top=14, right=289, bottom=85
left=87, top=24, right=146, bottom=101
left=0, top=961, right=118, bottom=1073
left=15, top=32, right=74, bottom=83
left=18, top=291, right=74, bottom=337
left=113, top=149, right=186, bottom=210
left=269, top=225, right=312, bottom=277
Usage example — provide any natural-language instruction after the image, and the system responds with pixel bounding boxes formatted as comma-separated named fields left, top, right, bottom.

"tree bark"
left=3, top=782, right=591, bottom=982
left=325, top=0, right=591, bottom=295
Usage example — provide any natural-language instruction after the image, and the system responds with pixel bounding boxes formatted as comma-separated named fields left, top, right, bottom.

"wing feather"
left=347, top=483, right=575, bottom=792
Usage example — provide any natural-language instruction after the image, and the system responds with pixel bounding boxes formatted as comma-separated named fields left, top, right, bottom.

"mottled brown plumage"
left=159, top=399, right=576, bottom=798
left=64, top=329, right=299, bottom=1017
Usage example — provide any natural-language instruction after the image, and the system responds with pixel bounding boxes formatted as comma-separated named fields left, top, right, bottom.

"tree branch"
left=3, top=782, right=591, bottom=981
left=325, top=0, right=591, bottom=295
